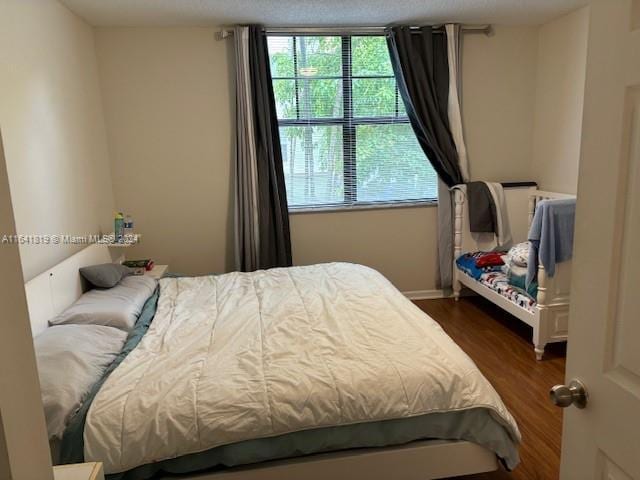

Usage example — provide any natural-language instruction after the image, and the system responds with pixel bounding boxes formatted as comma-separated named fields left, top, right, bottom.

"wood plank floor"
left=413, top=297, right=566, bottom=480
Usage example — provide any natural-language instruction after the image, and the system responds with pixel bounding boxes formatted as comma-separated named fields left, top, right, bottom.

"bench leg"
left=452, top=268, right=462, bottom=302
left=453, top=278, right=461, bottom=302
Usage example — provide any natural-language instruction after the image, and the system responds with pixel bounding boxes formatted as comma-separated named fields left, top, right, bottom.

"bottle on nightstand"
left=123, top=214, right=134, bottom=240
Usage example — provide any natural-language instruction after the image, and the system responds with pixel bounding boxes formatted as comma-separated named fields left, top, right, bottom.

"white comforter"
left=84, top=263, right=520, bottom=474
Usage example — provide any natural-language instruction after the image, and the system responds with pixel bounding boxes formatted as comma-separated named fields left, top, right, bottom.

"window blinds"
left=267, top=34, right=438, bottom=209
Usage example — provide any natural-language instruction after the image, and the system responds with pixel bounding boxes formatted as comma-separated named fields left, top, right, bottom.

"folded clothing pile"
left=456, top=251, right=506, bottom=280
left=456, top=244, right=539, bottom=305
left=501, top=243, right=538, bottom=299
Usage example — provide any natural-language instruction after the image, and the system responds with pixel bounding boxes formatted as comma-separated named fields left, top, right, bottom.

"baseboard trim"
left=403, top=289, right=446, bottom=300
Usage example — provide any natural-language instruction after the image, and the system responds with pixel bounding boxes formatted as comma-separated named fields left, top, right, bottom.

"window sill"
left=289, top=199, right=438, bottom=215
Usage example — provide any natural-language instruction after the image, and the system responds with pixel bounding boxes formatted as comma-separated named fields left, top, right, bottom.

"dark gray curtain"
left=386, top=26, right=465, bottom=290
left=386, top=26, right=463, bottom=188
left=235, top=25, right=292, bottom=271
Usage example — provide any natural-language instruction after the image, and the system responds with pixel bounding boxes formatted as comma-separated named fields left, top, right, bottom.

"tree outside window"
left=268, top=35, right=438, bottom=209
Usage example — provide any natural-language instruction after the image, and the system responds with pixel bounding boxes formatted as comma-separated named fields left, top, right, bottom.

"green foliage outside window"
left=268, top=35, right=438, bottom=208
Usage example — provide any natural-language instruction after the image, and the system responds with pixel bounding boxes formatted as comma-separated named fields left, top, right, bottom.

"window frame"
left=269, top=33, right=438, bottom=212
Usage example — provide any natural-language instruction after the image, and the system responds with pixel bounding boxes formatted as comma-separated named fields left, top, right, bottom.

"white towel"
left=484, top=182, right=513, bottom=250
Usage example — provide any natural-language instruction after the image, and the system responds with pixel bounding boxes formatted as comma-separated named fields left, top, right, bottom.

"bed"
left=452, top=186, right=576, bottom=360
left=26, top=244, right=520, bottom=480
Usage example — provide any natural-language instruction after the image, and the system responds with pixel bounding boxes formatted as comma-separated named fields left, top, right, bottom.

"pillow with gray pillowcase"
left=79, top=263, right=131, bottom=289
left=49, top=275, right=157, bottom=332
left=34, top=324, right=127, bottom=440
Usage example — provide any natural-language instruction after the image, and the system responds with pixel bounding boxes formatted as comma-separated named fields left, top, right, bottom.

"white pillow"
left=505, top=242, right=530, bottom=267
left=34, top=324, right=127, bottom=440
left=49, top=275, right=156, bottom=332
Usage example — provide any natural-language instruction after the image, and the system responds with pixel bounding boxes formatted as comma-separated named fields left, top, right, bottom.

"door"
left=558, top=1, right=640, bottom=478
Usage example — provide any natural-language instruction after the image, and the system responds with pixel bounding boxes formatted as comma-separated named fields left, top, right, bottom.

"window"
left=267, top=34, right=438, bottom=210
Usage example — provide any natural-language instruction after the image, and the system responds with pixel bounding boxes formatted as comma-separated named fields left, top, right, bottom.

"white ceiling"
left=59, top=0, right=590, bottom=28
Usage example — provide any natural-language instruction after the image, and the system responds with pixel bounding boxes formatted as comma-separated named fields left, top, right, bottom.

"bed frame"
left=157, top=440, right=498, bottom=480
left=452, top=186, right=576, bottom=360
left=24, top=244, right=502, bottom=479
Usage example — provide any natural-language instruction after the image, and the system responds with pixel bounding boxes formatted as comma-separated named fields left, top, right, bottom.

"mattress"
left=63, top=264, right=520, bottom=478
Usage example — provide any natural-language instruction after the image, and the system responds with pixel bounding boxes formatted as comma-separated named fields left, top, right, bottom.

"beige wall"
left=531, top=7, right=590, bottom=194
left=95, top=25, right=539, bottom=292
left=463, top=26, right=539, bottom=182
left=95, top=27, right=235, bottom=275
left=0, top=0, right=115, bottom=281
left=291, top=206, right=439, bottom=292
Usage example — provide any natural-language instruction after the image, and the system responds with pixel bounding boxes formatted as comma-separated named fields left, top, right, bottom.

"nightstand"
left=145, top=264, right=168, bottom=279
left=53, top=462, right=104, bottom=480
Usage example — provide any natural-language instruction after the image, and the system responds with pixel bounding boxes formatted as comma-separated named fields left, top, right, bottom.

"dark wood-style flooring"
left=413, top=297, right=566, bottom=480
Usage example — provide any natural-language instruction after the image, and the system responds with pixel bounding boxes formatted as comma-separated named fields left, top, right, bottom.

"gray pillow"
left=79, top=263, right=131, bottom=289
left=34, top=324, right=127, bottom=440
left=49, top=275, right=157, bottom=332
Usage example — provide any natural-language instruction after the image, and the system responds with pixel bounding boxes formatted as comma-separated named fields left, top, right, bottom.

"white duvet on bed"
left=84, top=263, right=520, bottom=474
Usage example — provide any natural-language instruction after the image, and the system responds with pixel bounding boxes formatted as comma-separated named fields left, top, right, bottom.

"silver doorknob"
left=550, top=379, right=588, bottom=409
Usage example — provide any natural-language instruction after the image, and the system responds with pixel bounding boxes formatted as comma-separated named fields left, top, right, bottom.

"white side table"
left=145, top=264, right=168, bottom=279
left=53, top=462, right=104, bottom=480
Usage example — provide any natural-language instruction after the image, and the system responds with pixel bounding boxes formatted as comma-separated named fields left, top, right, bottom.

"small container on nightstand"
left=54, top=462, right=104, bottom=480
left=145, top=264, right=168, bottom=280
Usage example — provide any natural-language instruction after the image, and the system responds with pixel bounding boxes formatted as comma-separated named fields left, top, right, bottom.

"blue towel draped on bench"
left=526, top=198, right=576, bottom=287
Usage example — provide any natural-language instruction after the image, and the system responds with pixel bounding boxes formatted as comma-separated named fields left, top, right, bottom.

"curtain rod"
left=215, top=24, right=493, bottom=40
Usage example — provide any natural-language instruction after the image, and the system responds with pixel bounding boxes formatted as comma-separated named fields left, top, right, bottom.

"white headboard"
left=453, top=185, right=577, bottom=259
left=24, top=244, right=118, bottom=337
left=527, top=190, right=576, bottom=226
